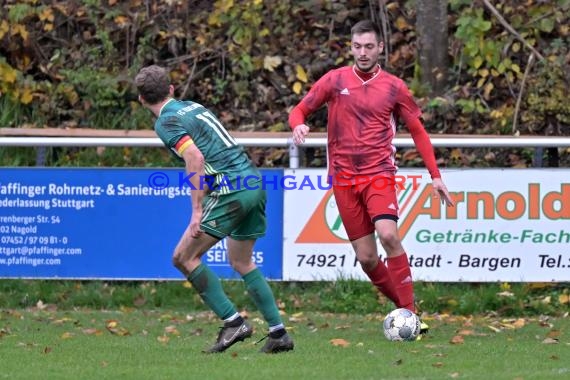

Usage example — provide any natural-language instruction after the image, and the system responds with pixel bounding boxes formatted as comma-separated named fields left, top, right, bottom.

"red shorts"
left=333, top=180, right=399, bottom=241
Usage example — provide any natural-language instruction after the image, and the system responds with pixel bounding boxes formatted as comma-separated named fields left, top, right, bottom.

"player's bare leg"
left=172, top=228, right=252, bottom=353
left=227, top=238, right=293, bottom=353
left=376, top=219, right=429, bottom=337
left=172, top=224, right=219, bottom=276
left=375, top=219, right=414, bottom=311
left=351, top=234, right=400, bottom=305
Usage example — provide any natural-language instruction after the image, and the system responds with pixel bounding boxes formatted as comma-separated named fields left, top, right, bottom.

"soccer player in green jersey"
left=135, top=65, right=293, bottom=354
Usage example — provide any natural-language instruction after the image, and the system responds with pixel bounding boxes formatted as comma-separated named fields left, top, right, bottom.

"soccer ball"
left=382, top=308, right=421, bottom=341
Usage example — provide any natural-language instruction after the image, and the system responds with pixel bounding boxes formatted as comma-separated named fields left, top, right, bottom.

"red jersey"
left=290, top=66, right=439, bottom=183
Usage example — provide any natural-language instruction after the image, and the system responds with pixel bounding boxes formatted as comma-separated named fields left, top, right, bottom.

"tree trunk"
left=416, top=0, right=449, bottom=95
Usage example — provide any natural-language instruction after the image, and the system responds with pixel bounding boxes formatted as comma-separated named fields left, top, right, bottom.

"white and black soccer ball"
left=382, top=308, right=421, bottom=341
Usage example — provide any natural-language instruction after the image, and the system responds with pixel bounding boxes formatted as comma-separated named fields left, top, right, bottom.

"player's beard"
left=355, top=60, right=376, bottom=73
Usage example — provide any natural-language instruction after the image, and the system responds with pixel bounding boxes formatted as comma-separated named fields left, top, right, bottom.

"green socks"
left=242, top=268, right=283, bottom=326
left=187, top=264, right=236, bottom=320
left=188, top=265, right=284, bottom=328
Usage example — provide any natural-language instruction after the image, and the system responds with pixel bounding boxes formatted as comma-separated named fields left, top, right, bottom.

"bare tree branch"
left=512, top=53, right=535, bottom=134
left=481, top=0, right=545, bottom=61
left=377, top=0, right=390, bottom=68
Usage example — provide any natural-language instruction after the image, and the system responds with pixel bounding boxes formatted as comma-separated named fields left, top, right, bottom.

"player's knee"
left=358, top=257, right=377, bottom=272
left=355, top=249, right=379, bottom=270
left=378, top=230, right=401, bottom=250
left=172, top=251, right=184, bottom=269
left=228, top=257, right=246, bottom=273
left=172, top=248, right=191, bottom=270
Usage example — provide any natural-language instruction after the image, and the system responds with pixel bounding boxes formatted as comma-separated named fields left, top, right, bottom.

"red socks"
left=387, top=253, right=415, bottom=313
left=363, top=259, right=400, bottom=305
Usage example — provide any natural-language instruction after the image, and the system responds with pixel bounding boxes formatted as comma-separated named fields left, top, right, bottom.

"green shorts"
left=200, top=185, right=266, bottom=240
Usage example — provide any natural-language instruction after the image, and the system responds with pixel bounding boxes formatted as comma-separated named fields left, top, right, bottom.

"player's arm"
left=177, top=136, right=207, bottom=237
left=288, top=72, right=332, bottom=145
left=289, top=103, right=311, bottom=145
left=402, top=116, right=441, bottom=179
left=177, top=136, right=206, bottom=214
left=396, top=84, right=454, bottom=206
left=403, top=117, right=454, bottom=206
left=156, top=117, right=207, bottom=236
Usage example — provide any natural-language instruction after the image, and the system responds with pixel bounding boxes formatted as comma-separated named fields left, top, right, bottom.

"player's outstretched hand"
left=431, top=178, right=454, bottom=206
left=292, top=124, right=310, bottom=145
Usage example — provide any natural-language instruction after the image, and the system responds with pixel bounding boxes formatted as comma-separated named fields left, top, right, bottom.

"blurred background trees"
left=0, top=0, right=568, bottom=167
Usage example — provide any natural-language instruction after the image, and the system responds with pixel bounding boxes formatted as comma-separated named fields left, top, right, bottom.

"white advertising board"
left=283, top=169, right=570, bottom=282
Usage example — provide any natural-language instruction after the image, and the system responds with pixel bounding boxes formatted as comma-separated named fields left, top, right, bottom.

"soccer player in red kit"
left=289, top=20, right=454, bottom=335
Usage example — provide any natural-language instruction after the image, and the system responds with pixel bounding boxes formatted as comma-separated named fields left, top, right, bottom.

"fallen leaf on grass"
left=432, top=362, right=444, bottom=368
left=182, top=281, right=192, bottom=289
left=449, top=335, right=464, bottom=344
left=559, top=294, right=570, bottom=305
left=164, top=325, right=180, bottom=336
left=550, top=355, right=559, bottom=360
left=52, top=317, right=76, bottom=325
left=106, top=320, right=130, bottom=336
left=158, top=314, right=174, bottom=322
left=107, top=327, right=130, bottom=336
left=17, top=342, right=38, bottom=348
left=43, top=346, right=52, bottom=354
left=60, top=332, right=74, bottom=339
left=330, top=338, right=350, bottom=347
left=542, top=338, right=559, bottom=344
left=458, top=329, right=474, bottom=336
left=512, top=319, right=525, bottom=328
left=17, top=342, right=35, bottom=347
left=82, top=328, right=103, bottom=336
left=157, top=335, right=169, bottom=344
left=487, top=325, right=502, bottom=333
left=539, top=320, right=552, bottom=327
left=547, top=329, right=561, bottom=338
left=289, top=315, right=307, bottom=323
left=393, top=359, right=403, bottom=366
left=449, top=372, right=460, bottom=378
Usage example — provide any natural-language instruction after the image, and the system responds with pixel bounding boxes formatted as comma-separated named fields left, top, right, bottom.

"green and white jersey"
left=154, top=99, right=260, bottom=193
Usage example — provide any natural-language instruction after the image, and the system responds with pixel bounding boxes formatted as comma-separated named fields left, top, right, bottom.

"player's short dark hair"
left=351, top=20, right=382, bottom=42
left=134, top=65, right=171, bottom=105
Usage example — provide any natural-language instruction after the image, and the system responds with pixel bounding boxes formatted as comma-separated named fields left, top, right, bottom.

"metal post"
left=288, top=138, right=299, bottom=169
left=35, top=146, right=47, bottom=166
left=533, top=147, right=543, bottom=167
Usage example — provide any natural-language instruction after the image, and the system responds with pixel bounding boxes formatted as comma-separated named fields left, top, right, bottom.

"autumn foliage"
left=0, top=0, right=569, bottom=166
